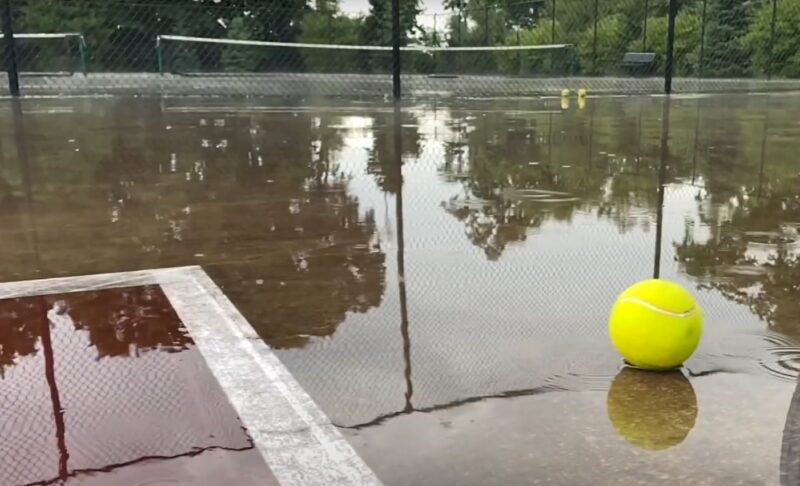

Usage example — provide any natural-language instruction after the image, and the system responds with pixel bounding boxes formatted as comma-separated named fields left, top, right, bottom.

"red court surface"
left=0, top=267, right=379, bottom=486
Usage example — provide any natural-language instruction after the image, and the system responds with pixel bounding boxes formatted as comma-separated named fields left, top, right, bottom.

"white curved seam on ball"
left=618, top=297, right=697, bottom=318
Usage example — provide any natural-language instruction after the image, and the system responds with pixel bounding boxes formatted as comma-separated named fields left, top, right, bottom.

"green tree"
left=743, top=0, right=800, bottom=77
left=628, top=12, right=701, bottom=76
left=497, top=21, right=572, bottom=75
left=222, top=16, right=263, bottom=72
left=363, top=0, right=421, bottom=46
left=578, top=14, right=629, bottom=74
left=17, top=0, right=118, bottom=71
left=703, top=0, right=754, bottom=76
left=445, top=0, right=544, bottom=29
left=299, top=11, right=365, bottom=73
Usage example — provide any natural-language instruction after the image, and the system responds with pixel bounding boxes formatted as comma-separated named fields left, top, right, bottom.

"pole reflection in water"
left=12, top=99, right=41, bottom=273
left=758, top=108, right=769, bottom=198
left=14, top=101, right=65, bottom=477
left=690, top=101, right=701, bottom=185
left=653, top=97, right=670, bottom=280
left=394, top=104, right=413, bottom=414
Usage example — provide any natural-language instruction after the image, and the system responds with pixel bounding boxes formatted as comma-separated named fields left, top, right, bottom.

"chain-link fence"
left=4, top=93, right=799, bottom=430
left=0, top=0, right=799, bottom=97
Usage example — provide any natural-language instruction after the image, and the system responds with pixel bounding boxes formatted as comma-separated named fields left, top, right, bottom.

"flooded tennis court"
left=2, top=93, right=800, bottom=484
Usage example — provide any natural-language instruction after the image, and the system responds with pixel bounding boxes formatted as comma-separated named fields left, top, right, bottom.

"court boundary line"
left=0, top=266, right=381, bottom=486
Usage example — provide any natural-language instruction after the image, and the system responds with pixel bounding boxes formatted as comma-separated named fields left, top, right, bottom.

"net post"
left=78, top=35, right=88, bottom=76
left=1, top=0, right=19, bottom=97
left=664, top=0, right=677, bottom=94
left=391, top=0, right=401, bottom=100
left=156, top=35, right=164, bottom=76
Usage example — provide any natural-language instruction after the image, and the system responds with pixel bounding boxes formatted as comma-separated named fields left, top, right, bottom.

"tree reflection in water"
left=0, top=100, right=387, bottom=349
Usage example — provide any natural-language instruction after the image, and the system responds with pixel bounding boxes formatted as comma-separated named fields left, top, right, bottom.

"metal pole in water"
left=664, top=0, right=678, bottom=94
left=654, top=98, right=671, bottom=279
left=1, top=0, right=19, bottom=97
left=391, top=0, right=401, bottom=99
left=690, top=102, right=701, bottom=185
left=392, top=103, right=412, bottom=413
left=758, top=115, right=769, bottom=198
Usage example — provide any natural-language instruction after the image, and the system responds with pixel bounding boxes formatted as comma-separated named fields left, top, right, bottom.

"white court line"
left=0, top=266, right=381, bottom=486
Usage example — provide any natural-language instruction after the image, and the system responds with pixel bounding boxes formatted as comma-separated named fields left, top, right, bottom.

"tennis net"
left=8, top=33, right=89, bottom=76
left=156, top=34, right=577, bottom=78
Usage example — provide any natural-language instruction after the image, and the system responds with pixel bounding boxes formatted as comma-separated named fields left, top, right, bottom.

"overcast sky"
left=339, top=0, right=448, bottom=15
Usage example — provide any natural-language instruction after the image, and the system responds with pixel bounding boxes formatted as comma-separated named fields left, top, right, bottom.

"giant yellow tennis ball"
left=609, top=279, right=703, bottom=370
left=607, top=368, right=697, bottom=450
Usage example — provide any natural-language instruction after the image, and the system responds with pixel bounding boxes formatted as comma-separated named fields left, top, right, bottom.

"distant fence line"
left=0, top=0, right=797, bottom=97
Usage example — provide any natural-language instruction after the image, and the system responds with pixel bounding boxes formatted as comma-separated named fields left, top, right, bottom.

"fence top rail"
left=157, top=34, right=573, bottom=53
left=1, top=32, right=85, bottom=39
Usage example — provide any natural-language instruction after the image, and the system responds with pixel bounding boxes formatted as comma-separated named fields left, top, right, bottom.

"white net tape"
left=157, top=34, right=572, bottom=53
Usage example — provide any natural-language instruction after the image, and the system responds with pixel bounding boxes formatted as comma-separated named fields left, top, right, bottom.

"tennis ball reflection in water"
left=607, top=368, right=698, bottom=451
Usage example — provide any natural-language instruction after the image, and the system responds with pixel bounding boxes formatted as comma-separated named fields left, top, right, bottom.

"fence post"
left=592, top=0, right=599, bottom=74
left=433, top=13, right=438, bottom=72
left=391, top=0, right=401, bottom=99
left=551, top=0, right=557, bottom=44
left=767, top=0, right=777, bottom=79
left=1, top=0, right=19, bottom=97
left=642, top=0, right=649, bottom=51
left=484, top=6, right=490, bottom=45
left=698, top=0, right=707, bottom=76
left=664, top=0, right=678, bottom=94
left=457, top=5, right=462, bottom=72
